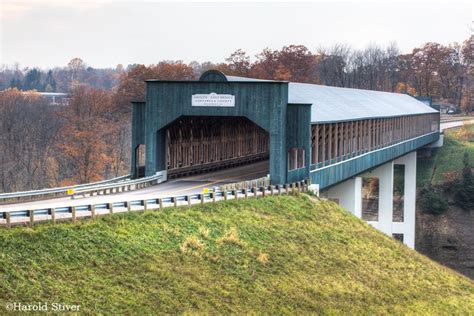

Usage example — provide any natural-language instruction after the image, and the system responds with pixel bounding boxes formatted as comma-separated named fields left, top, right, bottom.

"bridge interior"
left=135, top=116, right=270, bottom=180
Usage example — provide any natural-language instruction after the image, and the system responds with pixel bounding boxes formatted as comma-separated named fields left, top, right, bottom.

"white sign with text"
left=192, top=93, right=235, bottom=107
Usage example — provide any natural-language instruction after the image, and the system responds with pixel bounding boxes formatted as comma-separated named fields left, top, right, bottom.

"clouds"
left=1, top=1, right=472, bottom=68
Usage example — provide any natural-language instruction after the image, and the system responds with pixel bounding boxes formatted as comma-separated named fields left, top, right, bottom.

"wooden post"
left=232, top=190, right=238, bottom=200
left=143, top=199, right=148, bottom=211
left=173, top=197, right=178, bottom=208
left=285, top=184, right=289, bottom=194
left=71, top=206, right=76, bottom=224
left=253, top=187, right=257, bottom=198
left=5, top=212, right=11, bottom=229
left=159, top=198, right=163, bottom=209
left=223, top=191, right=228, bottom=201
left=108, top=202, right=114, bottom=214
left=200, top=194, right=204, bottom=205
left=126, top=201, right=131, bottom=212
left=261, top=187, right=266, bottom=197
left=50, top=208, right=56, bottom=224
left=90, top=204, right=96, bottom=218
left=211, top=192, right=216, bottom=203
left=278, top=185, right=282, bottom=195
left=244, top=188, right=248, bottom=199
left=187, top=195, right=191, bottom=207
left=270, top=185, right=274, bottom=195
left=29, top=210, right=34, bottom=227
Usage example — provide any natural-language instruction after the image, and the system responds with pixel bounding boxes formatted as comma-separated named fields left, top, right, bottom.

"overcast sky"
left=0, top=0, right=472, bottom=69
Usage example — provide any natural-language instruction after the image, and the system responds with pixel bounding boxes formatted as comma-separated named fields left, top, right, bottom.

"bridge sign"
left=192, top=93, right=235, bottom=107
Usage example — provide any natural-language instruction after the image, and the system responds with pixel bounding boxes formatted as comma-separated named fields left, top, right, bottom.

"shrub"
left=420, top=187, right=448, bottom=215
left=454, top=152, right=474, bottom=211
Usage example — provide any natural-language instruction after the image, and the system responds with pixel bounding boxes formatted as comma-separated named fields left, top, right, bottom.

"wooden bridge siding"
left=286, top=103, right=312, bottom=183
left=310, top=113, right=439, bottom=168
left=131, top=102, right=146, bottom=177
left=311, top=131, right=439, bottom=190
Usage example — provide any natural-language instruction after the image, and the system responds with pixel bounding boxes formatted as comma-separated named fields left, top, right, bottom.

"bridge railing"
left=0, top=172, right=166, bottom=204
left=0, top=180, right=311, bottom=228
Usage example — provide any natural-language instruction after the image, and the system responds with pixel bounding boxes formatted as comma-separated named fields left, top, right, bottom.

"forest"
left=0, top=39, right=472, bottom=192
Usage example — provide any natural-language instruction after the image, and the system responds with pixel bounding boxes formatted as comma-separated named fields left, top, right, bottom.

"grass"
left=417, top=124, right=474, bottom=187
left=0, top=194, right=473, bottom=314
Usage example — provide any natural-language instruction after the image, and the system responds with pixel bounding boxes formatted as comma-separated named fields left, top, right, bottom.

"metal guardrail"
left=0, top=180, right=311, bottom=228
left=0, top=172, right=166, bottom=204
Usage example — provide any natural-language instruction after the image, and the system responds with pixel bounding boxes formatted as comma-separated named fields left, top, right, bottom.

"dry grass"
left=217, top=227, right=246, bottom=247
left=257, top=252, right=269, bottom=265
left=180, top=235, right=205, bottom=256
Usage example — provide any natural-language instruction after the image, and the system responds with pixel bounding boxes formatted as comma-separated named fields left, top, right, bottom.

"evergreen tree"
left=44, top=70, right=57, bottom=92
left=23, top=68, right=43, bottom=90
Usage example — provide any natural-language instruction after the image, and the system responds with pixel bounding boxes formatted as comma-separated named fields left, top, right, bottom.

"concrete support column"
left=393, top=151, right=417, bottom=249
left=366, top=162, right=394, bottom=235
left=324, top=177, right=362, bottom=217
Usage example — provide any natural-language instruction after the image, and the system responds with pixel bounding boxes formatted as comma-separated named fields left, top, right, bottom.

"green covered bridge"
left=131, top=70, right=440, bottom=190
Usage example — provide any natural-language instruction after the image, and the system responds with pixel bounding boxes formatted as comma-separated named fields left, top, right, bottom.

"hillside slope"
left=1, top=195, right=473, bottom=314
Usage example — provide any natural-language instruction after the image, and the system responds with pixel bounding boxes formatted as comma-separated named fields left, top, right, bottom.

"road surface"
left=1, top=161, right=269, bottom=212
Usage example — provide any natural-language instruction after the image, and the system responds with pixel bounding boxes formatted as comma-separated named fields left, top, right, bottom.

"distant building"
left=38, top=92, right=69, bottom=105
left=21, top=91, right=69, bottom=106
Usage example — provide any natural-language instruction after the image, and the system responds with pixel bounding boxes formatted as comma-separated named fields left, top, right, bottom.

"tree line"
left=0, top=38, right=472, bottom=192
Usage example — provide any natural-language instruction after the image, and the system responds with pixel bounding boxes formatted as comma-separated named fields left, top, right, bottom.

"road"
left=440, top=119, right=474, bottom=131
left=0, top=161, right=269, bottom=212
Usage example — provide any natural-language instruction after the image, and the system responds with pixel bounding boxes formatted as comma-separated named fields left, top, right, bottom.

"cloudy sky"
left=0, top=0, right=472, bottom=69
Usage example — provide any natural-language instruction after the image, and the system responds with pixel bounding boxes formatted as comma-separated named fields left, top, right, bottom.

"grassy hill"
left=418, top=124, right=474, bottom=187
left=0, top=194, right=472, bottom=314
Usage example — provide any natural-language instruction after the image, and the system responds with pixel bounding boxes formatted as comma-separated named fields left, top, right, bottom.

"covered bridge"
left=131, top=70, right=439, bottom=189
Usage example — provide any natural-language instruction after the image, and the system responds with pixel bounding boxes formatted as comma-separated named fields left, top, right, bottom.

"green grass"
left=0, top=195, right=473, bottom=314
left=417, top=124, right=474, bottom=187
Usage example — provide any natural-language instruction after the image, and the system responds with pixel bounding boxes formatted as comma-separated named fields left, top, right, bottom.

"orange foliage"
left=57, top=85, right=115, bottom=184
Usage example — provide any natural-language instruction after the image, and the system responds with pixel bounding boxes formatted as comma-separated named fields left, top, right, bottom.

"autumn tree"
left=0, top=89, right=61, bottom=191
left=56, top=86, right=116, bottom=184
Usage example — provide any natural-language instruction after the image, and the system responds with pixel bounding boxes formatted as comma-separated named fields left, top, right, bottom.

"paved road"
left=440, top=119, right=474, bottom=131
left=1, top=161, right=269, bottom=212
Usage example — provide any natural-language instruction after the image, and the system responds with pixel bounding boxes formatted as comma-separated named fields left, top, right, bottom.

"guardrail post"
left=232, top=190, right=238, bottom=200
left=244, top=188, right=248, bottom=199
left=261, top=187, right=265, bottom=198
left=173, top=197, right=178, bottom=208
left=253, top=187, right=257, bottom=198
left=29, top=210, right=34, bottom=227
left=187, top=195, right=191, bottom=207
left=108, top=202, right=114, bottom=214
left=211, top=192, right=216, bottom=203
left=49, top=208, right=56, bottom=224
left=90, top=204, right=96, bottom=218
left=199, top=194, right=204, bottom=205
left=223, top=191, right=228, bottom=201
left=143, top=200, right=148, bottom=211
left=126, top=201, right=131, bottom=212
left=158, top=198, right=163, bottom=210
left=270, top=185, right=274, bottom=196
left=278, top=185, right=282, bottom=196
left=127, top=185, right=131, bottom=191
left=71, top=206, right=76, bottom=224
left=5, top=212, right=11, bottom=228
left=285, top=184, right=289, bottom=194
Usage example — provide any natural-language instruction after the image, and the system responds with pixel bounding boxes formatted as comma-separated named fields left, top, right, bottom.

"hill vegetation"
left=1, top=194, right=472, bottom=314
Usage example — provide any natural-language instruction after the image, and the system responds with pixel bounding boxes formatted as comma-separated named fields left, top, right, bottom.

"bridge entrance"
left=163, top=116, right=269, bottom=179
